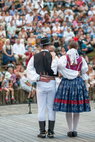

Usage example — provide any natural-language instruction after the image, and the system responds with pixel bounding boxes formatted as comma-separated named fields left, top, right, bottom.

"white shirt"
left=25, top=14, right=33, bottom=24
left=12, top=43, right=26, bottom=55
left=5, top=16, right=12, bottom=23
left=16, top=19, right=23, bottom=26
left=42, top=27, right=51, bottom=34
left=64, top=14, right=74, bottom=22
left=63, top=31, right=75, bottom=41
left=52, top=26, right=61, bottom=34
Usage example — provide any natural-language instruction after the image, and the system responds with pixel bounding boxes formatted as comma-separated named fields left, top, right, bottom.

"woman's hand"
left=78, top=71, right=81, bottom=77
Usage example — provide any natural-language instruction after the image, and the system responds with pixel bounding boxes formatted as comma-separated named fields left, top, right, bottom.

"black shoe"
left=67, top=131, right=73, bottom=137
left=47, top=131, right=54, bottom=138
left=37, top=132, right=46, bottom=138
left=72, top=131, right=77, bottom=137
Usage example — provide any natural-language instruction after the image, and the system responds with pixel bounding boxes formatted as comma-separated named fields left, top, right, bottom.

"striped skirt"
left=53, top=77, right=91, bottom=113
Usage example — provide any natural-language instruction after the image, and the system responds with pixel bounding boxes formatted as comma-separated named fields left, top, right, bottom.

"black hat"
left=41, top=37, right=51, bottom=47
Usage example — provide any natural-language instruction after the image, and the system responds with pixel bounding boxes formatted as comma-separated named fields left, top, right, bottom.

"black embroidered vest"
left=34, top=51, right=54, bottom=76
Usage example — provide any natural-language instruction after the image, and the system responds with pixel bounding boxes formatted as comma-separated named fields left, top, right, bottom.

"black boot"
left=47, top=120, right=55, bottom=138
left=37, top=121, right=46, bottom=138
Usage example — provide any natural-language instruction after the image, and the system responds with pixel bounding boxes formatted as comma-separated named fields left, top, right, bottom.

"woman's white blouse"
left=58, top=56, right=88, bottom=80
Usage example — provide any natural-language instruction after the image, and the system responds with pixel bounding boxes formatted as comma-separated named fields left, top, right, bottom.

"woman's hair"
left=68, top=41, right=79, bottom=49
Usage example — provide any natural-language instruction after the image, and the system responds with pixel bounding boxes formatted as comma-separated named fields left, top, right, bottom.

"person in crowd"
left=7, top=20, right=17, bottom=39
left=19, top=69, right=35, bottom=100
left=2, top=39, right=16, bottom=65
left=88, top=65, right=95, bottom=88
left=2, top=70, right=15, bottom=103
left=0, top=71, right=3, bottom=91
left=12, top=39, right=26, bottom=64
left=0, top=25, right=6, bottom=38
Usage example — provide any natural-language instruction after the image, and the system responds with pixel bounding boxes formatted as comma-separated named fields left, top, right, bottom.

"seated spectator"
left=52, top=22, right=62, bottom=37
left=2, top=71, right=15, bottom=103
left=45, top=0, right=54, bottom=11
left=5, top=11, right=12, bottom=23
left=63, top=27, right=75, bottom=42
left=27, top=33, right=36, bottom=48
left=75, top=0, right=84, bottom=7
left=53, top=35, right=60, bottom=49
left=14, top=65, right=35, bottom=98
left=92, top=57, right=95, bottom=70
left=7, top=20, right=17, bottom=39
left=60, top=47, right=66, bottom=56
left=0, top=25, right=6, bottom=38
left=0, top=71, right=3, bottom=91
left=88, top=65, right=95, bottom=88
left=0, top=0, right=5, bottom=9
left=0, top=36, right=4, bottom=51
left=18, top=28, right=28, bottom=39
left=2, top=39, right=16, bottom=65
left=12, top=39, right=26, bottom=64
left=83, top=34, right=94, bottom=54
left=63, top=28, right=75, bottom=51
left=42, top=23, right=51, bottom=38
left=64, top=11, right=74, bottom=22
left=20, top=72, right=35, bottom=100
left=3, top=0, right=12, bottom=12
left=9, top=5, right=17, bottom=16
left=7, top=66, right=18, bottom=89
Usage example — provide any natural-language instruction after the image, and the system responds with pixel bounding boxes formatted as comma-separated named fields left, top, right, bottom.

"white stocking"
left=73, top=113, right=80, bottom=131
left=66, top=113, right=73, bottom=131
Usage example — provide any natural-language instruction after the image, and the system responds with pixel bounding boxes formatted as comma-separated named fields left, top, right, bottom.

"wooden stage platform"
left=0, top=103, right=95, bottom=142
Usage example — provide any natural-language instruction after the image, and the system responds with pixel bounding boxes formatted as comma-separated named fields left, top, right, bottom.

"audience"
left=0, top=0, right=95, bottom=104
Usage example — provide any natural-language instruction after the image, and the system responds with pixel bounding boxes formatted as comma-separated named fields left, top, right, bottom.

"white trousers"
left=36, top=80, right=56, bottom=121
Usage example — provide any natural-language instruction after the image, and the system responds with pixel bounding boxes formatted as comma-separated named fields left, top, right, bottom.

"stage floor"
left=0, top=103, right=95, bottom=142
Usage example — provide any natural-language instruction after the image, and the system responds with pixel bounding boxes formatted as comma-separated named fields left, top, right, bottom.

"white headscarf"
left=67, top=48, right=79, bottom=65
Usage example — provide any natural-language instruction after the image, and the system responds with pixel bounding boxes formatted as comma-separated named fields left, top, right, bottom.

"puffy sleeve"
left=81, top=57, right=89, bottom=80
left=58, top=56, right=79, bottom=79
left=26, top=56, right=40, bottom=82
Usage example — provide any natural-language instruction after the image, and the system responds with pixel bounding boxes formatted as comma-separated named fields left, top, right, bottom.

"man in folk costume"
left=26, top=37, right=79, bottom=138
left=27, top=37, right=58, bottom=138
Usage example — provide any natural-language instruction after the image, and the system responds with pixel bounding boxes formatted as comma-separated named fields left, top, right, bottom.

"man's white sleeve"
left=81, top=57, right=89, bottom=80
left=26, top=56, right=40, bottom=82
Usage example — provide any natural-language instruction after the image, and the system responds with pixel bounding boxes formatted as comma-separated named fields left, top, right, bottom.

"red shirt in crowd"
left=25, top=51, right=33, bottom=66
left=75, top=0, right=84, bottom=6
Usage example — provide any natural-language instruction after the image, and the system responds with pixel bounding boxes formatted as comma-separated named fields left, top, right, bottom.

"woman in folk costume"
left=53, top=41, right=91, bottom=137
